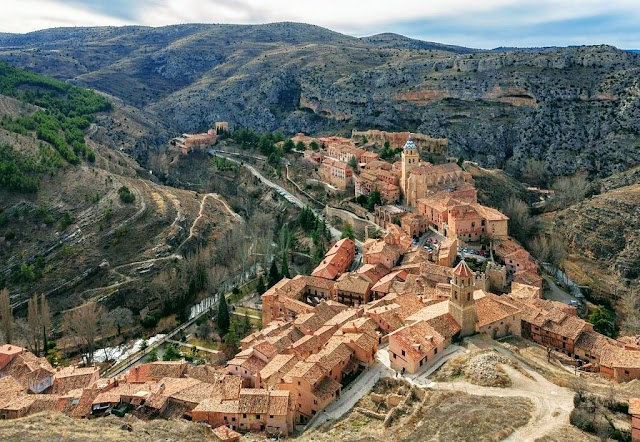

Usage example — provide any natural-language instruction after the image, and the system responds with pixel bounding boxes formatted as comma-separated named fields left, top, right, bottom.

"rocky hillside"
left=0, top=66, right=236, bottom=316
left=0, top=23, right=639, bottom=178
left=552, top=166, right=640, bottom=297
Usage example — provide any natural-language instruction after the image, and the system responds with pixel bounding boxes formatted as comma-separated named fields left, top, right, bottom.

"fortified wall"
left=352, top=129, right=448, bottom=155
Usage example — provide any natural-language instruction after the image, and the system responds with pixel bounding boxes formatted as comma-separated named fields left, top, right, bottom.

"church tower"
left=401, top=136, right=419, bottom=204
left=448, top=260, right=477, bottom=337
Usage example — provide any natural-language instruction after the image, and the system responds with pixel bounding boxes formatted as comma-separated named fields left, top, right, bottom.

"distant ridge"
left=361, top=32, right=479, bottom=54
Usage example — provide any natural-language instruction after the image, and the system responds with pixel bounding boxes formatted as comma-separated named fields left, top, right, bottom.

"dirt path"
left=421, top=358, right=575, bottom=441
left=176, top=192, right=240, bottom=252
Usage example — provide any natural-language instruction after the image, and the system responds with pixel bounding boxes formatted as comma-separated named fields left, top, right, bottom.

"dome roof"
left=403, top=136, right=417, bottom=150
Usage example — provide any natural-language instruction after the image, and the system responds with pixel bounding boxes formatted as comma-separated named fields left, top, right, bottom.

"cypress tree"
left=256, top=277, right=266, bottom=295
left=281, top=252, right=290, bottom=278
left=217, top=294, right=230, bottom=336
left=268, top=258, right=280, bottom=287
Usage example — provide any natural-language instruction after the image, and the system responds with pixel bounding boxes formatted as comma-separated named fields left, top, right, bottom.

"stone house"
left=320, top=157, right=353, bottom=190
left=277, top=361, right=341, bottom=425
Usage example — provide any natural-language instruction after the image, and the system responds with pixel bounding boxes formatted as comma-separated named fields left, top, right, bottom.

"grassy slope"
left=0, top=412, right=217, bottom=442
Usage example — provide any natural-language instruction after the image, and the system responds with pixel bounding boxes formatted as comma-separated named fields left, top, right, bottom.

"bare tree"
left=0, top=288, right=13, bottom=344
left=101, top=307, right=133, bottom=336
left=552, top=172, right=592, bottom=209
left=26, top=294, right=41, bottom=355
left=521, top=159, right=547, bottom=186
left=501, top=196, right=537, bottom=243
left=619, top=289, right=640, bottom=337
left=64, top=302, right=105, bottom=365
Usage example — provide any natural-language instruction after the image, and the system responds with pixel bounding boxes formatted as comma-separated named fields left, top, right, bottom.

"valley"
left=0, top=20, right=638, bottom=442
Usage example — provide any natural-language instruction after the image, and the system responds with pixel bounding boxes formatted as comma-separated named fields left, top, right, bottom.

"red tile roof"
left=453, top=260, right=473, bottom=277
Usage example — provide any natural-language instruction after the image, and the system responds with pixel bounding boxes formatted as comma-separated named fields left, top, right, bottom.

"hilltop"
left=0, top=23, right=638, bottom=178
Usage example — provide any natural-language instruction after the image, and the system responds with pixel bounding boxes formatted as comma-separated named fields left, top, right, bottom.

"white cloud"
left=0, top=0, right=131, bottom=33
left=1, top=0, right=639, bottom=48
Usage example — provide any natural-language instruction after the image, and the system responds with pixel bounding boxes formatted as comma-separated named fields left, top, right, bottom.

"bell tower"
left=448, top=260, right=477, bottom=337
left=401, top=136, right=419, bottom=204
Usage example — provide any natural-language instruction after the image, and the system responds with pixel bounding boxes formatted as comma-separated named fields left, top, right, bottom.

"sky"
left=1, top=0, right=639, bottom=49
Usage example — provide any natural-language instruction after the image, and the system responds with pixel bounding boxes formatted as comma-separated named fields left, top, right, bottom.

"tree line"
left=0, top=61, right=112, bottom=192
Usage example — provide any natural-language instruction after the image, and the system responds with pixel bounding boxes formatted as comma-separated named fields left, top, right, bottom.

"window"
left=232, top=417, right=236, bottom=422
left=224, top=416, right=227, bottom=421
left=467, top=293, right=470, bottom=301
left=243, top=414, right=247, bottom=418
left=314, top=399, right=318, bottom=405
left=256, top=414, right=260, bottom=419
left=434, top=348, right=438, bottom=354
left=393, top=353, right=396, bottom=359
left=312, top=410, right=317, bottom=415
left=401, top=350, right=405, bottom=357
left=270, top=415, right=274, bottom=419
left=298, top=381, right=301, bottom=386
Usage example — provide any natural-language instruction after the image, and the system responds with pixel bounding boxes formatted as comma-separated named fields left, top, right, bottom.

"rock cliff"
left=1, top=23, right=639, bottom=178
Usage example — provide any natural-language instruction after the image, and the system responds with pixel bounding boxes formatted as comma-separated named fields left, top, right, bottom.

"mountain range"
left=0, top=22, right=638, bottom=178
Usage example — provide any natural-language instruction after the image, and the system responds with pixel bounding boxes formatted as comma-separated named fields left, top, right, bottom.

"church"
left=400, top=137, right=474, bottom=207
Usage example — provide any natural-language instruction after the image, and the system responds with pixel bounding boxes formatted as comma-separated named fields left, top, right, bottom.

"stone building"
left=320, top=157, right=353, bottom=190
left=448, top=260, right=478, bottom=337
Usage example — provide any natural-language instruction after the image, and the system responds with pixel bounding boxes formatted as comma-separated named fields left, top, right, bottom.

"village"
left=1, top=129, right=640, bottom=441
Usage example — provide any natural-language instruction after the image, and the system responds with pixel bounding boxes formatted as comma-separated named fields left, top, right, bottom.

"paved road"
left=307, top=359, right=394, bottom=430
left=543, top=274, right=580, bottom=304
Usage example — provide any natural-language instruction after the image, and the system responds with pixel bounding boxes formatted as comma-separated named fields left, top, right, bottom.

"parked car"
left=568, top=300, right=582, bottom=307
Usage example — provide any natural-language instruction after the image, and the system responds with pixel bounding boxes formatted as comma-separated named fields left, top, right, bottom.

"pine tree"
left=281, top=252, right=290, bottom=278
left=268, top=258, right=280, bottom=287
left=217, top=294, right=230, bottom=336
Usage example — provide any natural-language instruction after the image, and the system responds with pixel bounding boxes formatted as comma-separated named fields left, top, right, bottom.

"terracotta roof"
left=186, top=365, right=227, bottom=384
left=425, top=313, right=461, bottom=340
left=0, top=377, right=24, bottom=408
left=267, top=390, right=291, bottom=416
left=290, top=334, right=321, bottom=355
left=356, top=263, right=391, bottom=284
left=341, top=317, right=378, bottom=335
left=406, top=300, right=450, bottom=323
left=575, top=330, right=620, bottom=356
left=313, top=376, right=341, bottom=401
left=283, top=361, right=325, bottom=385
left=222, top=376, right=243, bottom=401
left=260, top=354, right=300, bottom=386
left=212, top=425, right=241, bottom=441
left=338, top=332, right=377, bottom=354
left=600, top=345, right=640, bottom=370
left=453, top=260, right=473, bottom=277
left=366, top=304, right=405, bottom=331
left=335, top=273, right=372, bottom=295
left=324, top=309, right=359, bottom=328
left=307, top=342, right=353, bottom=372
left=227, top=355, right=267, bottom=375
left=51, top=366, right=99, bottom=394
left=474, top=291, right=521, bottom=328
left=389, top=320, right=446, bottom=360
left=372, top=270, right=407, bottom=294
left=238, top=388, right=270, bottom=414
